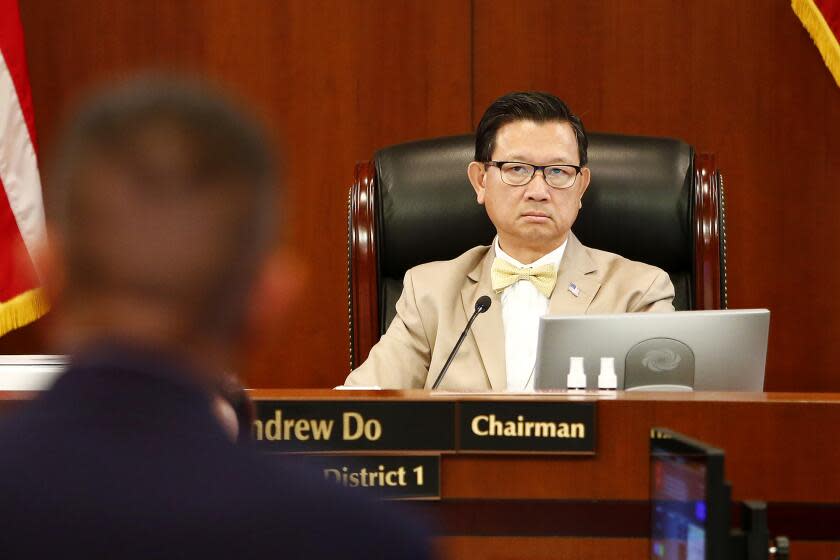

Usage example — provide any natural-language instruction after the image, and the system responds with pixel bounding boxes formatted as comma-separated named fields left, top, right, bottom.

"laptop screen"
left=535, top=309, right=770, bottom=391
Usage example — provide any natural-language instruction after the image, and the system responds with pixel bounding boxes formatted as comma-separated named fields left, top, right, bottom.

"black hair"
left=51, top=76, right=276, bottom=222
left=48, top=75, right=278, bottom=338
left=474, top=91, right=588, bottom=166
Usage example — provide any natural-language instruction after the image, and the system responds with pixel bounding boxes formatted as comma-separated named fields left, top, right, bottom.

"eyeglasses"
left=485, top=161, right=582, bottom=189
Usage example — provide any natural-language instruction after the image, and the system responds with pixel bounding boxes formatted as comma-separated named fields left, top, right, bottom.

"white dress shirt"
left=494, top=237, right=567, bottom=391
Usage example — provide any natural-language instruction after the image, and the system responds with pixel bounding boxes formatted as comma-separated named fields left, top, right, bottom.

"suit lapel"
left=549, top=232, right=601, bottom=315
left=461, top=248, right=507, bottom=391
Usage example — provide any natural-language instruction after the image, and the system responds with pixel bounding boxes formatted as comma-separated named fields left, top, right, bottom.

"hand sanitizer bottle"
left=566, top=357, right=587, bottom=391
left=598, top=357, right=618, bottom=391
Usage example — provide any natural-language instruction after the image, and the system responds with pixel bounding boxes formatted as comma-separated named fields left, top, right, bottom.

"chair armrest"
left=348, top=160, right=379, bottom=370
left=694, top=152, right=728, bottom=309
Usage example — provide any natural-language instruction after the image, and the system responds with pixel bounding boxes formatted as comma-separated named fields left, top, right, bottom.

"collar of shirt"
left=493, top=236, right=568, bottom=270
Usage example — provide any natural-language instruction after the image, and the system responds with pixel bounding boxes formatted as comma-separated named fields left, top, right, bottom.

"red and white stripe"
left=0, top=0, right=47, bottom=335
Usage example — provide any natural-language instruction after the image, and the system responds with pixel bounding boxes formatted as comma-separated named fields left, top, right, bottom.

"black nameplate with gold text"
left=458, top=400, right=596, bottom=453
left=253, top=400, right=455, bottom=452
left=270, top=455, right=440, bottom=500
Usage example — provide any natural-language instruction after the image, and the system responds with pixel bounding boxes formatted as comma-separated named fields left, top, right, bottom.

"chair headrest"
left=375, top=133, right=693, bottom=279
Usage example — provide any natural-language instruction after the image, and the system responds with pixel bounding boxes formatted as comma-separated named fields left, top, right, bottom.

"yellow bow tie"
left=491, top=258, right=558, bottom=298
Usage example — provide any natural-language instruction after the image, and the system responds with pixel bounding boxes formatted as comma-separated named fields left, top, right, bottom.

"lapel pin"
left=568, top=282, right=580, bottom=297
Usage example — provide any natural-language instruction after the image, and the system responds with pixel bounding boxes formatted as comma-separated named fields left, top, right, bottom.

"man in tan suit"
left=345, top=92, right=674, bottom=391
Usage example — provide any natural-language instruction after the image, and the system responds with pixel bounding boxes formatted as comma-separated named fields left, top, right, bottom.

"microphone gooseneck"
left=431, top=296, right=492, bottom=390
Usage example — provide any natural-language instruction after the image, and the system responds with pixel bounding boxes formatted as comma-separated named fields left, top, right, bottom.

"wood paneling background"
left=3, top=0, right=839, bottom=391
left=473, top=0, right=840, bottom=392
left=6, top=0, right=472, bottom=389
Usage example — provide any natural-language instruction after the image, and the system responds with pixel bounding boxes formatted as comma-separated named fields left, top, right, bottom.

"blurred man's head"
left=46, top=78, right=280, bottom=365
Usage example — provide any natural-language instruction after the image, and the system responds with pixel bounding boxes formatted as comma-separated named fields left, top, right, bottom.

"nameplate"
left=458, top=401, right=596, bottom=453
left=253, top=400, right=455, bottom=452
left=290, top=455, right=440, bottom=500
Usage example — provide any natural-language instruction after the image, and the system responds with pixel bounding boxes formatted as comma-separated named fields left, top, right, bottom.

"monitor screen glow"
left=650, top=429, right=729, bottom=560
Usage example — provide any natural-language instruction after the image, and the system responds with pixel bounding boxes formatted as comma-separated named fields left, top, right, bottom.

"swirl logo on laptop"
left=641, top=349, right=682, bottom=372
left=625, top=338, right=695, bottom=390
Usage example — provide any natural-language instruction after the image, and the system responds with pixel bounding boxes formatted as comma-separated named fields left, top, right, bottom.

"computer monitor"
left=650, top=428, right=731, bottom=560
left=0, top=355, right=67, bottom=390
left=534, top=309, right=770, bottom=391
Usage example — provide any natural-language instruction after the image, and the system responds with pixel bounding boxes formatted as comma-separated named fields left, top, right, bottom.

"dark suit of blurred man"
left=0, top=78, right=430, bottom=560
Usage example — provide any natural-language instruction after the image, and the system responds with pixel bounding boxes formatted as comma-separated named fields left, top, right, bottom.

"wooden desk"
left=247, top=390, right=840, bottom=559
left=2, top=390, right=838, bottom=558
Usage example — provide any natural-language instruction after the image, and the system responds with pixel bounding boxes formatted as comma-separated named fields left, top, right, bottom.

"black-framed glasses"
left=485, top=161, right=582, bottom=189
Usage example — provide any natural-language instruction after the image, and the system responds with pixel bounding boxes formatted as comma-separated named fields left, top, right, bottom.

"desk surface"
left=243, top=388, right=840, bottom=403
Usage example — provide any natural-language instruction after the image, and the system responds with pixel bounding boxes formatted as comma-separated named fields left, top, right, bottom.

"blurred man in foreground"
left=0, top=78, right=429, bottom=559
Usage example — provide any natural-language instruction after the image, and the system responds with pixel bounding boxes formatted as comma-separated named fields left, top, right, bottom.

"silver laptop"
left=534, top=309, right=770, bottom=391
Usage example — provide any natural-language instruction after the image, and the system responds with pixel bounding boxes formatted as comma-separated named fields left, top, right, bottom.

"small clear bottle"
left=598, top=357, right=617, bottom=391
left=566, top=356, right=587, bottom=391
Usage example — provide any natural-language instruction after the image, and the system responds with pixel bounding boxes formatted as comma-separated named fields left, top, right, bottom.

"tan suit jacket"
left=344, top=232, right=675, bottom=391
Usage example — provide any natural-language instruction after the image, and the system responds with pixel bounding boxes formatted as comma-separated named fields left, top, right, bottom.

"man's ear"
left=36, top=225, right=64, bottom=305
left=578, top=166, right=591, bottom=199
left=244, top=247, right=305, bottom=333
left=467, top=161, right=487, bottom=205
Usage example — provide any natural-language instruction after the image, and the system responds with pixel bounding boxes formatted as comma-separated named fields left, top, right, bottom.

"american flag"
left=0, top=0, right=47, bottom=336
left=792, top=0, right=840, bottom=87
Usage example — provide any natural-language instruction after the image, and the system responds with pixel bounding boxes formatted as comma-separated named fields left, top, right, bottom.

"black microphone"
left=431, top=295, right=492, bottom=390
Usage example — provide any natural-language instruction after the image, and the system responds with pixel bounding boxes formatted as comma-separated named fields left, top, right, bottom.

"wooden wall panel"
left=473, top=0, right=840, bottom=391
left=11, top=0, right=472, bottom=387
left=5, top=1, right=840, bottom=392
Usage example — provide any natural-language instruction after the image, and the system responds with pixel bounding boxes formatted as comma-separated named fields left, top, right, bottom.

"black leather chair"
left=348, top=133, right=727, bottom=369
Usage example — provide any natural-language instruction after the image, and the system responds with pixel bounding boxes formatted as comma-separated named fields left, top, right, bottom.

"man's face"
left=467, top=119, right=590, bottom=261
